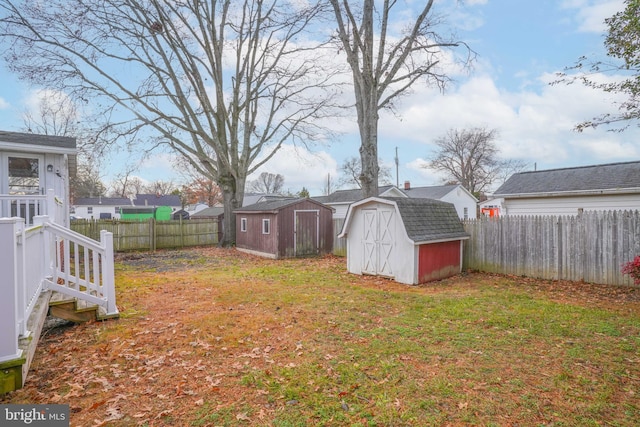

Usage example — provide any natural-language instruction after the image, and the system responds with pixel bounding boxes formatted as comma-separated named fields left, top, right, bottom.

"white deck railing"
left=0, top=189, right=63, bottom=227
left=0, top=214, right=117, bottom=363
left=44, top=221, right=118, bottom=315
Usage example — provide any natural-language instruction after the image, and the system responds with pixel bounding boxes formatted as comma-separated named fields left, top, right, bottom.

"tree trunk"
left=218, top=172, right=244, bottom=247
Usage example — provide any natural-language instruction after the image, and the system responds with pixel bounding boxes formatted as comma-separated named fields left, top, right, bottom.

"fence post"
left=0, top=218, right=23, bottom=363
left=100, top=230, right=118, bottom=316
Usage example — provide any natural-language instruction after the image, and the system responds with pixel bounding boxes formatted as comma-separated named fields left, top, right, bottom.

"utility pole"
left=394, top=147, right=399, bottom=187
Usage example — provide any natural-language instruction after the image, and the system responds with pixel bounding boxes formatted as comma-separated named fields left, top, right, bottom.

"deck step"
left=48, top=292, right=119, bottom=323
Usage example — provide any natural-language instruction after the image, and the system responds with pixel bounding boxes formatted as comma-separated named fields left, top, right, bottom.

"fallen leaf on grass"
left=236, top=412, right=251, bottom=421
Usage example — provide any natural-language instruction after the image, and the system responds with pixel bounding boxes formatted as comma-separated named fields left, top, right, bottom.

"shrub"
left=621, top=256, right=640, bottom=285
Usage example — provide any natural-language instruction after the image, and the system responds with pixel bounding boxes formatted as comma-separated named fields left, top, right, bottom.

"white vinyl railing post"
left=46, top=189, right=56, bottom=224
left=0, top=218, right=23, bottom=362
left=101, top=230, right=118, bottom=315
left=34, top=215, right=53, bottom=285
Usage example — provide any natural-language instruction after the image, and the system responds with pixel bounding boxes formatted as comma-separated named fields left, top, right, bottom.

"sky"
left=0, top=0, right=637, bottom=197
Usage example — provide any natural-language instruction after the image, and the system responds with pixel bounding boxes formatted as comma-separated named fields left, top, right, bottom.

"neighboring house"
left=73, top=196, right=130, bottom=220
left=235, top=198, right=334, bottom=259
left=185, top=203, right=209, bottom=216
left=339, top=197, right=469, bottom=284
left=494, top=161, right=640, bottom=216
left=402, top=182, right=478, bottom=220
left=313, top=185, right=406, bottom=220
left=74, top=194, right=182, bottom=219
left=479, top=198, right=503, bottom=217
left=314, top=183, right=478, bottom=220
left=0, top=131, right=117, bottom=393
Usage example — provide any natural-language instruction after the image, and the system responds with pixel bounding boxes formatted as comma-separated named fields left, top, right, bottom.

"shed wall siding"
left=417, top=240, right=462, bottom=283
left=503, top=194, right=640, bottom=216
left=236, top=213, right=278, bottom=255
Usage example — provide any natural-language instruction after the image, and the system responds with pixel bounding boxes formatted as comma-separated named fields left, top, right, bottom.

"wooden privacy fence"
left=463, top=210, right=640, bottom=286
left=71, top=218, right=219, bottom=252
left=333, top=218, right=346, bottom=256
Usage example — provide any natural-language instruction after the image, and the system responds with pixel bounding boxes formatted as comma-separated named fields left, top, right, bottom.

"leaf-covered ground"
left=2, top=247, right=639, bottom=426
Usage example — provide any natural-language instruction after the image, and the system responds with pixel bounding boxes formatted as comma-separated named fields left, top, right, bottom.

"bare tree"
left=248, top=172, right=285, bottom=194
left=1, top=0, right=339, bottom=246
left=108, top=165, right=145, bottom=199
left=143, top=180, right=177, bottom=196
left=338, top=156, right=392, bottom=189
left=329, top=0, right=473, bottom=198
left=426, top=127, right=521, bottom=197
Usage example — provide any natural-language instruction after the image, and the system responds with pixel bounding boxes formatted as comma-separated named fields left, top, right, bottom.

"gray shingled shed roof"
left=495, top=161, right=640, bottom=196
left=341, top=197, right=468, bottom=243
left=384, top=197, right=469, bottom=243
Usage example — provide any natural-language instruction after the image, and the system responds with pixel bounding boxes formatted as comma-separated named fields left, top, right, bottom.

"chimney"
left=404, top=181, right=410, bottom=190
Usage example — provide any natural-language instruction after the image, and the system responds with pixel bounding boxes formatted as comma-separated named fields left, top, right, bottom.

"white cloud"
left=248, top=144, right=338, bottom=196
left=0, top=97, right=9, bottom=109
left=561, top=0, right=625, bottom=33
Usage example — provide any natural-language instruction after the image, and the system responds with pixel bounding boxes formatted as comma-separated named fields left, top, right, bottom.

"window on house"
left=463, top=207, right=469, bottom=220
left=115, top=207, right=120, bottom=213
left=87, top=207, right=93, bottom=214
left=240, top=217, right=247, bottom=232
left=262, top=218, right=270, bottom=234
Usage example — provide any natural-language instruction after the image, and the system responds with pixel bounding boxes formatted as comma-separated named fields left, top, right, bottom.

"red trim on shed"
left=417, top=240, right=461, bottom=283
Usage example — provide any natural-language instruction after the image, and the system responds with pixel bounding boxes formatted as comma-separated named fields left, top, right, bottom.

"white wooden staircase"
left=0, top=215, right=118, bottom=394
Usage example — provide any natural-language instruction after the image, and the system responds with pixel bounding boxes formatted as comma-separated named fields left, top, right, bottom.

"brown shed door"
left=294, top=210, right=319, bottom=257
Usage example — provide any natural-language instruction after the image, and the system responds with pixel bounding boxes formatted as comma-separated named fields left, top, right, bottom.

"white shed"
left=339, top=197, right=469, bottom=285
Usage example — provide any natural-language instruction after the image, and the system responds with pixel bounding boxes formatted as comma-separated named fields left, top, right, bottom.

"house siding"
left=503, top=194, right=640, bottom=216
left=440, top=190, right=478, bottom=219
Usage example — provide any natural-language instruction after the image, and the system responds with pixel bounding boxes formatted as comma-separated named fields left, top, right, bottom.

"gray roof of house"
left=134, top=194, right=182, bottom=207
left=313, top=185, right=396, bottom=204
left=235, top=197, right=318, bottom=213
left=383, top=197, right=469, bottom=243
left=191, top=206, right=225, bottom=217
left=75, top=197, right=131, bottom=206
left=75, top=194, right=181, bottom=207
left=0, top=130, right=76, bottom=150
left=402, top=184, right=458, bottom=199
left=494, top=161, right=640, bottom=196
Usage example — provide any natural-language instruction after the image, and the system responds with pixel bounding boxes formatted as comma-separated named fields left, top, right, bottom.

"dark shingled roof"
left=75, top=197, right=131, bottom=206
left=402, top=184, right=459, bottom=199
left=135, top=194, right=182, bottom=207
left=191, top=206, right=225, bottom=218
left=235, top=197, right=314, bottom=213
left=382, top=197, right=468, bottom=243
left=495, top=161, right=640, bottom=196
left=0, top=130, right=76, bottom=149
left=313, top=185, right=396, bottom=204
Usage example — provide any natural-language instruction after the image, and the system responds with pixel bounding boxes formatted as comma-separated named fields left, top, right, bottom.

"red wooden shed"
left=339, top=197, right=469, bottom=284
left=235, top=198, right=334, bottom=259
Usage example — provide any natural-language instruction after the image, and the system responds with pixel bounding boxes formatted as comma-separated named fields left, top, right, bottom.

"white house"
left=494, top=161, right=640, bottom=216
left=402, top=182, right=478, bottom=220
left=314, top=183, right=477, bottom=220
left=0, top=131, right=117, bottom=393
left=74, top=194, right=182, bottom=219
left=0, top=131, right=75, bottom=227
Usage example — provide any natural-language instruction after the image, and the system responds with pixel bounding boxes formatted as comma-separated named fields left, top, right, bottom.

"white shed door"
left=361, top=207, right=394, bottom=277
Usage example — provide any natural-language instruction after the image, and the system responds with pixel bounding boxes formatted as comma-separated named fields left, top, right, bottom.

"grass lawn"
left=2, top=247, right=639, bottom=426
